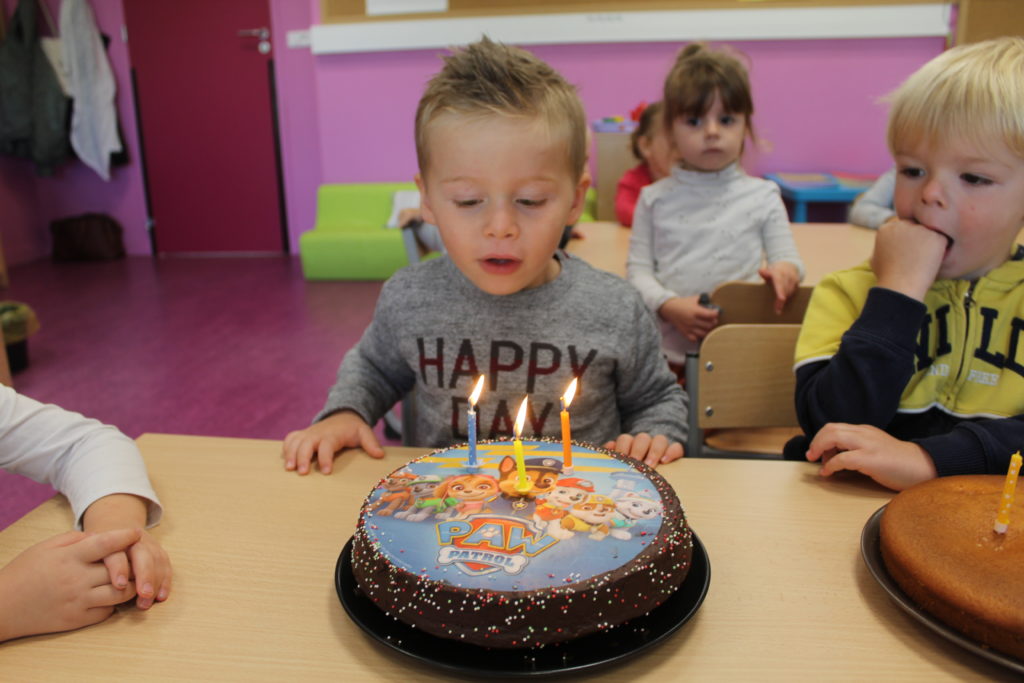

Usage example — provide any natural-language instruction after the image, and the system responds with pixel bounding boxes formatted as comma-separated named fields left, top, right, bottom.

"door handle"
left=238, top=27, right=269, bottom=40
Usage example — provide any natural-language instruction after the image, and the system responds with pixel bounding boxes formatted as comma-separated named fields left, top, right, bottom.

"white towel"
left=60, top=0, right=121, bottom=180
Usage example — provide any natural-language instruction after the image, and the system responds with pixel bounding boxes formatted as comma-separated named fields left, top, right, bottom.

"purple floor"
left=0, top=255, right=393, bottom=529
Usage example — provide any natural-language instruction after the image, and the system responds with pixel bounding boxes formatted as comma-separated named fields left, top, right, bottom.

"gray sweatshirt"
left=316, top=254, right=688, bottom=447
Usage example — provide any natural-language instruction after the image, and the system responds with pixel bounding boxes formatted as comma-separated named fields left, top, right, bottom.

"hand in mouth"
left=914, top=219, right=955, bottom=252
left=931, top=231, right=954, bottom=254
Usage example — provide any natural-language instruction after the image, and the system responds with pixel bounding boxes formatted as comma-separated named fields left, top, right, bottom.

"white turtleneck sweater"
left=627, top=163, right=805, bottom=361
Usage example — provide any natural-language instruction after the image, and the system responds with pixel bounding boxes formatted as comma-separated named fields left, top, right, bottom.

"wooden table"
left=568, top=221, right=877, bottom=285
left=0, top=434, right=1013, bottom=680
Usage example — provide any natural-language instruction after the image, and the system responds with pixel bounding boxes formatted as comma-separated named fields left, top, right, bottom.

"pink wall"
left=270, top=0, right=320, bottom=252
left=0, top=0, right=946, bottom=262
left=311, top=36, right=946, bottom=191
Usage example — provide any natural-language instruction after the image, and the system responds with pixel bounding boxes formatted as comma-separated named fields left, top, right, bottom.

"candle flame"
left=514, top=396, right=529, bottom=438
left=563, top=377, right=578, bottom=409
left=469, top=375, right=485, bottom=407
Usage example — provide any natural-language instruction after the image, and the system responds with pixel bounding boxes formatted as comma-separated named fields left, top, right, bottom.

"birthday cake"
left=350, top=439, right=693, bottom=648
left=880, top=475, right=1024, bottom=660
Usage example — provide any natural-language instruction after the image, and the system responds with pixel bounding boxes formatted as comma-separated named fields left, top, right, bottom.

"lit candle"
left=513, top=396, right=531, bottom=493
left=466, top=375, right=485, bottom=468
left=994, top=451, right=1022, bottom=534
left=560, top=377, right=578, bottom=474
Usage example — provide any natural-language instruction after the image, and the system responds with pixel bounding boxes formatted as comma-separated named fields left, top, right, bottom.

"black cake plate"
left=861, top=506, right=1024, bottom=675
left=335, top=533, right=710, bottom=677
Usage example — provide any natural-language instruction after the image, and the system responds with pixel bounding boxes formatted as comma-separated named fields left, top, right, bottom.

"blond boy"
left=787, top=37, right=1024, bottom=490
left=283, top=38, right=687, bottom=473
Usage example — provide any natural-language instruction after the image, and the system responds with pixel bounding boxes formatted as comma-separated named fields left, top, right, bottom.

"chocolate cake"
left=880, top=475, right=1024, bottom=660
left=350, top=439, right=693, bottom=648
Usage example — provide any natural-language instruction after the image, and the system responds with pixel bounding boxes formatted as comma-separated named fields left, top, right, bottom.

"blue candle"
left=467, top=406, right=478, bottom=467
left=467, top=375, right=485, bottom=468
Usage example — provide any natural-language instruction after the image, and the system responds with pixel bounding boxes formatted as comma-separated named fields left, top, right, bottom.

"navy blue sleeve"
left=915, top=416, right=1024, bottom=476
left=795, top=287, right=926, bottom=437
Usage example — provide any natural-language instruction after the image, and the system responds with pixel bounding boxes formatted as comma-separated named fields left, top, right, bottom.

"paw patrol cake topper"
left=359, top=440, right=669, bottom=589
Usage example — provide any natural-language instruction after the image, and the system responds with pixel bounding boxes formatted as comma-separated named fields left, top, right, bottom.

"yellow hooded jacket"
left=790, top=252, right=1024, bottom=475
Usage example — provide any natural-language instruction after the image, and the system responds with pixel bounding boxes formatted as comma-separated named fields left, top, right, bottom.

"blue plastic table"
left=765, top=172, right=872, bottom=223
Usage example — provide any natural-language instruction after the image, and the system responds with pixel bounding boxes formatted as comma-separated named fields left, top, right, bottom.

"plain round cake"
left=880, top=475, right=1024, bottom=660
left=350, top=439, right=693, bottom=648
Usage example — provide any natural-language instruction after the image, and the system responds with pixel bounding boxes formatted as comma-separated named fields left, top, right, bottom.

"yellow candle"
left=994, top=451, right=1022, bottom=534
left=513, top=396, right=531, bottom=493
left=561, top=377, right=578, bottom=473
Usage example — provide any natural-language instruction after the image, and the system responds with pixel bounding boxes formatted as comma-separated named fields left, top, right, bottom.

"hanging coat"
left=60, top=0, right=121, bottom=181
left=0, top=0, right=71, bottom=175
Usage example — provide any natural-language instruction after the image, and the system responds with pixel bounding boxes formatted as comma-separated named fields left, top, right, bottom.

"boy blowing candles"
left=787, top=37, right=1024, bottom=490
left=283, top=38, right=687, bottom=473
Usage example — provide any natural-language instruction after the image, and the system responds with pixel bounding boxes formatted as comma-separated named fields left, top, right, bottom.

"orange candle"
left=513, top=396, right=531, bottom=493
left=560, top=377, right=578, bottom=473
left=994, top=451, right=1022, bottom=534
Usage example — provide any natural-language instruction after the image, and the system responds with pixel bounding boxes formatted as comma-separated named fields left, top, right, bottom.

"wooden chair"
left=712, top=280, right=813, bottom=326
left=594, top=132, right=634, bottom=222
left=688, top=324, right=802, bottom=458
left=683, top=281, right=812, bottom=458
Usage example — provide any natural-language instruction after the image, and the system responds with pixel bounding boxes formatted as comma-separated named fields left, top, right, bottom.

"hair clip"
left=630, top=102, right=648, bottom=122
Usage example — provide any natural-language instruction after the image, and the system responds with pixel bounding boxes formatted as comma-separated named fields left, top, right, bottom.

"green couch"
left=300, top=183, right=417, bottom=281
left=299, top=183, right=597, bottom=281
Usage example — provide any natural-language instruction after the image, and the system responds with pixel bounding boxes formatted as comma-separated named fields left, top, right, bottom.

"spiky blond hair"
left=415, top=37, right=586, bottom=180
left=888, top=37, right=1024, bottom=159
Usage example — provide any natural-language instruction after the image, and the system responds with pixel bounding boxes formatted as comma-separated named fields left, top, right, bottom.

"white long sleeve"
left=627, top=163, right=804, bottom=361
left=60, top=0, right=122, bottom=180
left=848, top=167, right=896, bottom=229
left=0, top=386, right=161, bottom=528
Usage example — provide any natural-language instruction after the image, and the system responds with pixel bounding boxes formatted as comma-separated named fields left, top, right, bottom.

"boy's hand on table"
left=871, top=218, right=946, bottom=301
left=659, top=296, right=719, bottom=342
left=0, top=528, right=141, bottom=642
left=83, top=494, right=172, bottom=611
left=758, top=261, right=801, bottom=314
left=805, top=422, right=937, bottom=491
left=604, top=433, right=684, bottom=468
left=115, top=529, right=169, bottom=610
left=282, top=410, right=385, bottom=475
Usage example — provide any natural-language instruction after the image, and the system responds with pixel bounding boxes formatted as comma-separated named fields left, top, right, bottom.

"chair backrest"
left=400, top=388, right=419, bottom=447
left=711, top=281, right=813, bottom=326
left=314, top=183, right=417, bottom=232
left=696, top=324, right=800, bottom=430
left=594, top=132, right=634, bottom=222
left=400, top=227, right=421, bottom=267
